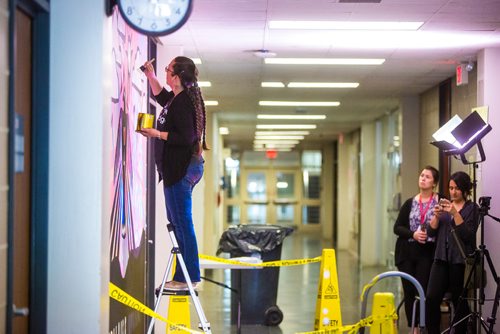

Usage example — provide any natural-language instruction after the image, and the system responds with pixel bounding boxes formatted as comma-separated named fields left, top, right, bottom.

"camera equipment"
left=431, top=110, right=499, bottom=334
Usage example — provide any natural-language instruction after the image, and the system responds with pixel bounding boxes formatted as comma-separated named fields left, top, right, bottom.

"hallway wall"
left=478, top=47, right=500, bottom=325
left=48, top=0, right=109, bottom=332
left=0, top=0, right=10, bottom=330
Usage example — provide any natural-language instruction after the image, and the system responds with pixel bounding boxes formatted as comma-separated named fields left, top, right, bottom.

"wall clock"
left=107, top=0, right=193, bottom=36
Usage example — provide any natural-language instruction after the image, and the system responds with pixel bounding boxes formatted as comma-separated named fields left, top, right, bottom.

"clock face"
left=117, top=0, right=193, bottom=36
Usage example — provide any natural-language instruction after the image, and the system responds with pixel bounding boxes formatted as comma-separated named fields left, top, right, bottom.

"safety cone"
left=314, top=248, right=342, bottom=332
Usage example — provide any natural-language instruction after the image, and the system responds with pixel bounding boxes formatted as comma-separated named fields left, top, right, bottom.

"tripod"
left=147, top=223, right=212, bottom=334
left=446, top=196, right=500, bottom=334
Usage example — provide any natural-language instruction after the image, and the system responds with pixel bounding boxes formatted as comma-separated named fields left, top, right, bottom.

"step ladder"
left=147, top=223, right=212, bottom=334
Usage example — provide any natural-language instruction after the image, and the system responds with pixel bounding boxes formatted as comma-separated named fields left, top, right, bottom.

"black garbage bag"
left=216, top=224, right=294, bottom=256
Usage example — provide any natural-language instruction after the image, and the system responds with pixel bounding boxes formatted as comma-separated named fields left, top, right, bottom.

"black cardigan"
left=393, top=196, right=440, bottom=266
left=154, top=88, right=198, bottom=186
left=428, top=200, right=479, bottom=264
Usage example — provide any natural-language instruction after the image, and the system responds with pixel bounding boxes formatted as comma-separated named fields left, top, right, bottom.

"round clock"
left=117, top=0, right=193, bottom=37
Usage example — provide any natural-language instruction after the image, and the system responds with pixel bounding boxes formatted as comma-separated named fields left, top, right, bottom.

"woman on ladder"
left=139, top=56, right=209, bottom=291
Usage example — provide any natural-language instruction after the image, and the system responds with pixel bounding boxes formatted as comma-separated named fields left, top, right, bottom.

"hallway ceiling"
left=159, top=0, right=500, bottom=154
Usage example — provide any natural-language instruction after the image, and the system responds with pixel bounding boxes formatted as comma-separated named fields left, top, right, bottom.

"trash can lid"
left=216, top=224, right=294, bottom=255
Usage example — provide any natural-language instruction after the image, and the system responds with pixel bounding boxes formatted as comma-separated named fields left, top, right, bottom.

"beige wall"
left=0, top=0, right=9, bottom=330
left=420, top=87, right=440, bottom=169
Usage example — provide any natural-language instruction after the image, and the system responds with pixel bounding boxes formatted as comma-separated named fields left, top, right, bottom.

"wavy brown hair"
left=172, top=56, right=209, bottom=151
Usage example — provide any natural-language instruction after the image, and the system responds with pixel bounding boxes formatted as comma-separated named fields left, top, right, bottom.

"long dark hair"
left=172, top=56, right=209, bottom=151
left=450, top=171, right=473, bottom=199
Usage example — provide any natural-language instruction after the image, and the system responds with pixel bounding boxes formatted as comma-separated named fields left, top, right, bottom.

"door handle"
left=13, top=304, right=29, bottom=317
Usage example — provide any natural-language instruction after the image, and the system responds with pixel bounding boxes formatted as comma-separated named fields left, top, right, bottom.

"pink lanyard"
left=419, top=194, right=433, bottom=225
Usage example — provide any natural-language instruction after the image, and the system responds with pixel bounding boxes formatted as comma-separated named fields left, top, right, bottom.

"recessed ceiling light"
left=256, top=124, right=317, bottom=129
left=205, top=100, right=218, bottom=106
left=261, top=82, right=285, bottom=88
left=257, top=114, right=326, bottom=120
left=269, top=21, right=423, bottom=31
left=287, top=82, right=359, bottom=88
left=198, top=81, right=211, bottom=87
left=265, top=58, right=385, bottom=65
left=219, top=127, right=229, bottom=135
left=259, top=101, right=340, bottom=107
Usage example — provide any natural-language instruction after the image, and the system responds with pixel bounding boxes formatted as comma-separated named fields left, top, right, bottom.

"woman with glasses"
left=139, top=56, right=208, bottom=291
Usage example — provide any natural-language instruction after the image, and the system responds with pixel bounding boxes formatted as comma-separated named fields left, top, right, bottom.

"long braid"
left=173, top=56, right=209, bottom=151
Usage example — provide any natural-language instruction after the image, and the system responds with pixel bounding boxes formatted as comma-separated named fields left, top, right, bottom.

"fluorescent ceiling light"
left=198, top=81, right=211, bottom=87
left=205, top=100, right=218, bottom=106
left=255, top=135, right=305, bottom=140
left=254, top=147, right=292, bottom=152
left=219, top=127, right=229, bottom=135
left=254, top=143, right=296, bottom=148
left=257, top=114, right=326, bottom=120
left=257, top=124, right=317, bottom=129
left=254, top=140, right=300, bottom=145
left=192, top=58, right=202, bottom=64
left=265, top=58, right=385, bottom=65
left=255, top=131, right=310, bottom=136
left=259, top=101, right=340, bottom=107
left=287, top=82, right=359, bottom=88
left=262, top=82, right=285, bottom=88
left=269, top=20, right=423, bottom=30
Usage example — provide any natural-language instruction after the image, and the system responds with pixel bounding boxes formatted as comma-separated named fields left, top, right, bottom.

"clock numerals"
left=117, top=0, right=192, bottom=36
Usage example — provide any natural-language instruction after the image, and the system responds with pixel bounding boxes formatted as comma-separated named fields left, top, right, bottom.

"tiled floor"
left=192, top=232, right=412, bottom=334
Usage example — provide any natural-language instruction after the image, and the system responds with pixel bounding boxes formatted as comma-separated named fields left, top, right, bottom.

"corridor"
left=196, top=231, right=409, bottom=334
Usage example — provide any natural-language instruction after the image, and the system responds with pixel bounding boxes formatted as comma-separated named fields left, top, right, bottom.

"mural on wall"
left=109, top=7, right=150, bottom=334
left=110, top=7, right=148, bottom=278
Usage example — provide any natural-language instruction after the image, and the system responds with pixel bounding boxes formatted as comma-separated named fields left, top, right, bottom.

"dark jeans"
left=163, top=155, right=204, bottom=283
left=426, top=260, right=469, bottom=334
left=397, top=254, right=433, bottom=327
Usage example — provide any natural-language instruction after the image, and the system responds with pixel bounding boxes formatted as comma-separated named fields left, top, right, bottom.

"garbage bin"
left=217, top=224, right=294, bottom=326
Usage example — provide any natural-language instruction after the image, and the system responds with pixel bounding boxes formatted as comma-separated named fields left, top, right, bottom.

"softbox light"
left=431, top=110, right=492, bottom=164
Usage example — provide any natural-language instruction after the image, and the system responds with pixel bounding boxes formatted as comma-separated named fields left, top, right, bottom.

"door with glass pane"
left=242, top=168, right=299, bottom=226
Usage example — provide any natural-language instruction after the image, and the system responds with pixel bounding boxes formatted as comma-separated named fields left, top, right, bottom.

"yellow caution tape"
left=109, top=282, right=202, bottom=334
left=199, top=254, right=322, bottom=267
left=295, top=313, right=398, bottom=334
left=360, top=274, right=380, bottom=302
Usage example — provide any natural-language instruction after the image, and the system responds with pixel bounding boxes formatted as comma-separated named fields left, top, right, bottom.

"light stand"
left=445, top=196, right=500, bottom=334
left=430, top=110, right=499, bottom=333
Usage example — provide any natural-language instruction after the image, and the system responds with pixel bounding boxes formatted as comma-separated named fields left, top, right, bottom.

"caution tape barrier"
left=295, top=313, right=398, bottom=334
left=109, top=282, right=202, bottom=334
left=199, top=254, right=322, bottom=267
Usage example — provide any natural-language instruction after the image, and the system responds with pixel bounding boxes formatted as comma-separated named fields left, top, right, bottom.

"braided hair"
left=172, top=56, right=209, bottom=151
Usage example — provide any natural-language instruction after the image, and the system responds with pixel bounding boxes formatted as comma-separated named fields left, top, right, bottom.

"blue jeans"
left=163, top=155, right=204, bottom=283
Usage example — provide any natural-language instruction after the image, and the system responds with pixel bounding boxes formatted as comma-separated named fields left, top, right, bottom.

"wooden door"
left=12, top=9, right=33, bottom=333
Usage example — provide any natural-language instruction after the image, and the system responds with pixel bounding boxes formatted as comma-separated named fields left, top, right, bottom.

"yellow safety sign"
left=109, top=282, right=202, bottom=334
left=296, top=313, right=397, bottom=334
left=314, top=249, right=342, bottom=332
left=370, top=293, right=397, bottom=334
left=199, top=254, right=321, bottom=267
left=167, top=258, right=191, bottom=333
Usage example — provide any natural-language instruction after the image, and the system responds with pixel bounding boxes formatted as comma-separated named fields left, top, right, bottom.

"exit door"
left=242, top=168, right=299, bottom=226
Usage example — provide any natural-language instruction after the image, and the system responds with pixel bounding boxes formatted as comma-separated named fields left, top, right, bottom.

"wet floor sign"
left=166, top=258, right=191, bottom=333
left=166, top=296, right=191, bottom=333
left=370, top=292, right=397, bottom=334
left=314, top=249, right=342, bottom=332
